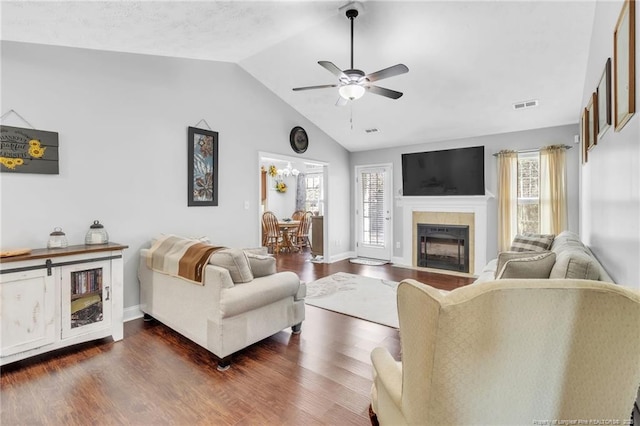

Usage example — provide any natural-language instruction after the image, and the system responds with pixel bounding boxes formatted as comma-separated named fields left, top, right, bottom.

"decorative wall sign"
left=0, top=125, right=59, bottom=174
left=188, top=126, right=218, bottom=206
left=597, top=58, right=612, bottom=138
left=613, top=0, right=635, bottom=131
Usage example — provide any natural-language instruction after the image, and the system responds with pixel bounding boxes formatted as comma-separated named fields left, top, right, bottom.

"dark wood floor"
left=0, top=250, right=474, bottom=425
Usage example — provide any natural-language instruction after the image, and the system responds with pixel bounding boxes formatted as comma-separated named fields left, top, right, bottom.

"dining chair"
left=291, top=210, right=305, bottom=221
left=261, top=211, right=281, bottom=254
left=288, top=210, right=306, bottom=243
left=292, top=211, right=313, bottom=250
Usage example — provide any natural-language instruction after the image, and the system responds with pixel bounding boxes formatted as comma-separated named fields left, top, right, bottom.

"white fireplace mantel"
left=396, top=192, right=494, bottom=275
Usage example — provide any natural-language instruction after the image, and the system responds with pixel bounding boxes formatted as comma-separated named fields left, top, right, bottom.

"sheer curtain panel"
left=497, top=151, right=518, bottom=251
left=539, top=145, right=567, bottom=234
left=295, top=173, right=306, bottom=211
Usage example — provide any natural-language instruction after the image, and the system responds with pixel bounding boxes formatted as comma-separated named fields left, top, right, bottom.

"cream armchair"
left=370, top=279, right=640, bottom=425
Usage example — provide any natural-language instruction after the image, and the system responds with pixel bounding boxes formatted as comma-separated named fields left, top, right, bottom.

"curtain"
left=295, top=173, right=306, bottom=211
left=497, top=150, right=518, bottom=252
left=539, top=145, right=567, bottom=234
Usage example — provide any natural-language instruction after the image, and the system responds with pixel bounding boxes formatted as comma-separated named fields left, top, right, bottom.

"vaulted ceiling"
left=1, top=1, right=596, bottom=152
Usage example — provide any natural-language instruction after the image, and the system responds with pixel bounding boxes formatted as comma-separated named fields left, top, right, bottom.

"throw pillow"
left=209, top=248, right=254, bottom=283
left=549, top=251, right=600, bottom=280
left=246, top=253, right=276, bottom=278
left=496, top=251, right=556, bottom=279
left=494, top=251, right=547, bottom=279
left=243, top=247, right=269, bottom=256
left=510, top=233, right=555, bottom=252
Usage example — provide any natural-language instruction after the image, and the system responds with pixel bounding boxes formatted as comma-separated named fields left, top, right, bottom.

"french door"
left=355, top=164, right=392, bottom=260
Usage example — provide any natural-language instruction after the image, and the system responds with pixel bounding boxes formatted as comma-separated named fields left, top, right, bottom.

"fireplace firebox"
left=417, top=224, right=469, bottom=273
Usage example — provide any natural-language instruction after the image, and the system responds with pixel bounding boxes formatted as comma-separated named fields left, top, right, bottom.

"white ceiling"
left=1, top=1, right=596, bottom=152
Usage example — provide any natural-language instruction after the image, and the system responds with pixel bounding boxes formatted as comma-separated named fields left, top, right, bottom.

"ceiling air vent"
left=513, top=99, right=539, bottom=110
left=365, top=128, right=379, bottom=133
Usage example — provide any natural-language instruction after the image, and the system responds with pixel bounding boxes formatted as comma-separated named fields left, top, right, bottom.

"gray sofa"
left=474, top=231, right=613, bottom=284
left=138, top=243, right=305, bottom=370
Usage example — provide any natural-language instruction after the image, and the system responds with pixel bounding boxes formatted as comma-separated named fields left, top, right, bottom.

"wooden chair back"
left=294, top=211, right=313, bottom=249
left=261, top=211, right=281, bottom=253
left=291, top=210, right=305, bottom=221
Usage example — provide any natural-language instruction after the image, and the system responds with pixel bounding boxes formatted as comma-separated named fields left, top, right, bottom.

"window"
left=517, top=152, right=540, bottom=234
left=497, top=146, right=567, bottom=251
left=304, top=173, right=323, bottom=214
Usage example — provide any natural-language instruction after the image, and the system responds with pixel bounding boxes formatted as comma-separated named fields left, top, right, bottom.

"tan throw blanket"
left=146, top=235, right=224, bottom=285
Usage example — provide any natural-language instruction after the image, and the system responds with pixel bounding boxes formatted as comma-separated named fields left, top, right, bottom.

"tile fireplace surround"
left=398, top=195, right=491, bottom=275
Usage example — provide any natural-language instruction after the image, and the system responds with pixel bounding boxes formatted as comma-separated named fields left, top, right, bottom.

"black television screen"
left=402, top=146, right=485, bottom=196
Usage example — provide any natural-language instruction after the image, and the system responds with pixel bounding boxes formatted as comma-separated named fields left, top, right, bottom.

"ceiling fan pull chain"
left=350, top=104, right=354, bottom=130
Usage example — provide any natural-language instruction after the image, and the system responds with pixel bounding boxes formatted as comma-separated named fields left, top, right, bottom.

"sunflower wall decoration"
left=0, top=125, right=59, bottom=174
left=275, top=180, right=287, bottom=193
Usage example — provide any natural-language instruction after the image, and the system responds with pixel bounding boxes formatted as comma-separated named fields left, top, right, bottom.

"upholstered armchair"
left=370, top=279, right=640, bottom=425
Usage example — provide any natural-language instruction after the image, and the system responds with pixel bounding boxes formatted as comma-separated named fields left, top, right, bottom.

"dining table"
left=277, top=220, right=300, bottom=252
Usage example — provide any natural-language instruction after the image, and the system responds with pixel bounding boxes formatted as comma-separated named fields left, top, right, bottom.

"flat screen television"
left=401, top=146, right=485, bottom=196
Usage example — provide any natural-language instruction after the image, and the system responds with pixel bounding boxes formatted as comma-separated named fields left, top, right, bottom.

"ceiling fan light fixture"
left=339, top=83, right=365, bottom=100
left=291, top=4, right=408, bottom=103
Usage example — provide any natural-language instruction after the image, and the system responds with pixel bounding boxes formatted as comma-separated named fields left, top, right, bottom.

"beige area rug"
left=305, top=272, right=399, bottom=328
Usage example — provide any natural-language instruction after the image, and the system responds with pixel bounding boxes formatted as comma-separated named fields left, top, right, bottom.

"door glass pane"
left=361, top=171, right=385, bottom=246
left=70, top=268, right=104, bottom=328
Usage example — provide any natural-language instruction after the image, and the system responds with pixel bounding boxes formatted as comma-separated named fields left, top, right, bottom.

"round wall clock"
left=289, top=126, right=309, bottom=153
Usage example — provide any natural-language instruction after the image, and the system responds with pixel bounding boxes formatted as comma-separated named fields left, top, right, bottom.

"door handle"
left=105, top=286, right=110, bottom=301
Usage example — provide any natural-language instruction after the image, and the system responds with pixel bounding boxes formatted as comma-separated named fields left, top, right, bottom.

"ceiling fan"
left=292, top=7, right=409, bottom=106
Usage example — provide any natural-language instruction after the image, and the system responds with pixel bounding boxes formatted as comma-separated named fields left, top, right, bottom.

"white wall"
left=260, top=158, right=303, bottom=219
left=579, top=0, right=640, bottom=289
left=0, top=41, right=352, bottom=309
left=350, top=124, right=580, bottom=263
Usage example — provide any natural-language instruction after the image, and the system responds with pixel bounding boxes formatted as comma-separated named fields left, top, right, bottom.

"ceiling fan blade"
left=365, top=64, right=409, bottom=82
left=366, top=85, right=404, bottom=99
left=335, top=97, right=349, bottom=107
left=292, top=84, right=338, bottom=91
left=318, top=61, right=348, bottom=79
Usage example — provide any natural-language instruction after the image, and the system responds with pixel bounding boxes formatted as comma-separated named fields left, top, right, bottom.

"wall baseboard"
left=124, top=305, right=144, bottom=322
left=391, top=256, right=407, bottom=266
left=329, top=251, right=356, bottom=263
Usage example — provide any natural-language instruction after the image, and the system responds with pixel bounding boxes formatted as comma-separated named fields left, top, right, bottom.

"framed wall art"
left=586, top=93, right=597, bottom=151
left=581, top=108, right=589, bottom=164
left=597, top=58, right=612, bottom=138
left=613, top=0, right=635, bottom=131
left=188, top=126, right=218, bottom=207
